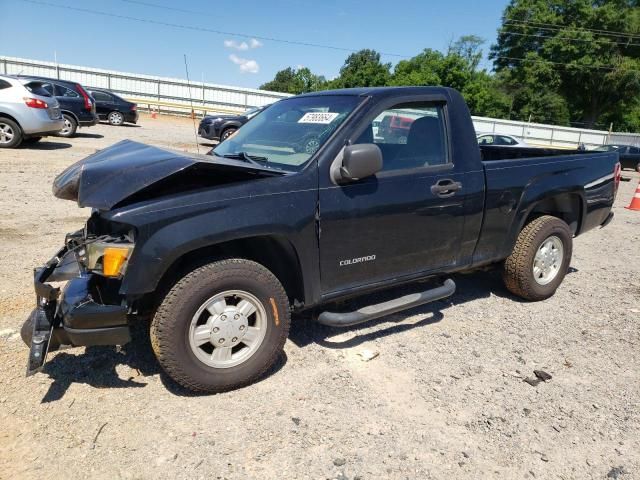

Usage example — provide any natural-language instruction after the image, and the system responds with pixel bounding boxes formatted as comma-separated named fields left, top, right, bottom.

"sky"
left=1, top=0, right=508, bottom=89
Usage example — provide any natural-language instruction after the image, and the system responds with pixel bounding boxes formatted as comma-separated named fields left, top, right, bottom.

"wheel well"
left=0, top=113, right=22, bottom=131
left=61, top=110, right=78, bottom=124
left=524, top=193, right=582, bottom=234
left=221, top=125, right=238, bottom=135
left=146, top=236, right=305, bottom=312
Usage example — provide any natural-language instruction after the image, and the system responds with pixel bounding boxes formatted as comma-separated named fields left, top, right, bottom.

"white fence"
left=474, top=116, right=607, bottom=149
left=0, top=56, right=290, bottom=116
left=2, top=55, right=639, bottom=147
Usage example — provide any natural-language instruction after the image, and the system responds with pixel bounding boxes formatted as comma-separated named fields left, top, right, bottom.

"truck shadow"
left=40, top=322, right=287, bottom=401
left=39, top=267, right=578, bottom=400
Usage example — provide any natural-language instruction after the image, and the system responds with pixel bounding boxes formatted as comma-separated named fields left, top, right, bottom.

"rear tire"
left=0, top=118, right=22, bottom=148
left=503, top=215, right=573, bottom=301
left=57, top=114, right=77, bottom=138
left=150, top=259, right=290, bottom=393
left=107, top=111, right=125, bottom=126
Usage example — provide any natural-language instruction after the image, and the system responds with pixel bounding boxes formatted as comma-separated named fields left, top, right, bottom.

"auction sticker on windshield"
left=298, top=112, right=340, bottom=124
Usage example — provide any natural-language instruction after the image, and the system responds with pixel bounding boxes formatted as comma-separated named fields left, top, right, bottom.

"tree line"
left=260, top=0, right=640, bottom=132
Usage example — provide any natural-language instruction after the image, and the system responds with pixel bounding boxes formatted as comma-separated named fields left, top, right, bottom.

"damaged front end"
left=25, top=226, right=135, bottom=376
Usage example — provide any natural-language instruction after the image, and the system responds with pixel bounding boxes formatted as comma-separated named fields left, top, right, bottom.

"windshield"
left=594, top=145, right=620, bottom=152
left=213, top=95, right=362, bottom=171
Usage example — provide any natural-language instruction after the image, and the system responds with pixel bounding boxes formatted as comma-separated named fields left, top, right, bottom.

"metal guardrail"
left=0, top=55, right=289, bottom=116
left=127, top=97, right=245, bottom=118
left=3, top=55, right=640, bottom=147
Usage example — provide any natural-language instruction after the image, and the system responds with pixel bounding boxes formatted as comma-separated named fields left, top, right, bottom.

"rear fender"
left=503, top=185, right=585, bottom=257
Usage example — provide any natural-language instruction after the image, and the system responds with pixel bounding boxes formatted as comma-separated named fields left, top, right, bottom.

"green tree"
left=390, top=39, right=513, bottom=118
left=461, top=71, right=513, bottom=118
left=491, top=0, right=640, bottom=128
left=330, top=49, right=391, bottom=88
left=260, top=67, right=326, bottom=94
left=390, top=48, right=472, bottom=91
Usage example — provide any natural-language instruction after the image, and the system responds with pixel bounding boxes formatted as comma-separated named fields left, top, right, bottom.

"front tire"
left=220, top=128, right=237, bottom=142
left=150, top=259, right=290, bottom=393
left=503, top=215, right=573, bottom=301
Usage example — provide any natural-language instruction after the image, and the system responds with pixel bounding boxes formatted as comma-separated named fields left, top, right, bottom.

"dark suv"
left=88, top=89, right=138, bottom=126
left=198, top=105, right=268, bottom=142
left=18, top=76, right=98, bottom=137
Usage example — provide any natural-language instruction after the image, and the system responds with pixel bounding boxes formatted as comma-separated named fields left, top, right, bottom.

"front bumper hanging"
left=26, top=247, right=131, bottom=376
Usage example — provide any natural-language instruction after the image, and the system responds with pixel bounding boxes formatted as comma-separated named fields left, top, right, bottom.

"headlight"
left=85, top=241, right=135, bottom=277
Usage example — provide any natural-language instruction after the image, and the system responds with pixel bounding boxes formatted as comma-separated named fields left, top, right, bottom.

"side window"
left=91, top=91, right=112, bottom=102
left=55, top=85, right=79, bottom=98
left=0, top=80, right=11, bottom=90
left=629, top=146, right=640, bottom=154
left=42, top=83, right=54, bottom=96
left=478, top=135, right=494, bottom=145
left=24, top=82, right=53, bottom=97
left=355, top=102, right=448, bottom=172
left=500, top=136, right=517, bottom=145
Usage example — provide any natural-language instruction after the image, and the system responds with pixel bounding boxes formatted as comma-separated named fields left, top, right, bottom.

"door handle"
left=430, top=179, right=462, bottom=197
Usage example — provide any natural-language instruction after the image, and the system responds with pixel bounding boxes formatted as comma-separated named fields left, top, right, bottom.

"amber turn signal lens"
left=102, top=247, right=129, bottom=277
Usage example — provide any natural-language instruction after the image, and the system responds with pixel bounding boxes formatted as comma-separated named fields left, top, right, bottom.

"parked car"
left=593, top=144, right=640, bottom=172
left=87, top=89, right=138, bottom=126
left=23, top=87, right=620, bottom=393
left=18, top=75, right=98, bottom=137
left=477, top=133, right=529, bottom=147
left=0, top=75, right=65, bottom=148
left=198, top=105, right=268, bottom=142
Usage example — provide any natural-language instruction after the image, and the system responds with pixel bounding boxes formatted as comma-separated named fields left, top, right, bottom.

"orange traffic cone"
left=626, top=179, right=640, bottom=211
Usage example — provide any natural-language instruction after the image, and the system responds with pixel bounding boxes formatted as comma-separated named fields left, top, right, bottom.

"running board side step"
left=317, top=279, right=456, bottom=328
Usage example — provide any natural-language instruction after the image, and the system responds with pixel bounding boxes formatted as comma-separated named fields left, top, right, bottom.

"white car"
left=477, top=133, right=529, bottom=147
left=0, top=75, right=64, bottom=148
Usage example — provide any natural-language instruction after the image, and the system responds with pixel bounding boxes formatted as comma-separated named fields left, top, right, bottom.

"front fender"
left=118, top=190, right=317, bottom=297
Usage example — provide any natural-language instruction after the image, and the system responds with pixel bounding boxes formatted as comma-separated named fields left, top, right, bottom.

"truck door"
left=318, top=100, right=467, bottom=295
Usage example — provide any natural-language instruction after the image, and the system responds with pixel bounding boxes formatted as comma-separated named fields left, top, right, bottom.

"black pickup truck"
left=23, top=87, right=621, bottom=393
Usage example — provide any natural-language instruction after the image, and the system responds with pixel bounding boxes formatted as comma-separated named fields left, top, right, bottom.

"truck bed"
left=471, top=149, right=619, bottom=267
left=480, top=144, right=584, bottom=161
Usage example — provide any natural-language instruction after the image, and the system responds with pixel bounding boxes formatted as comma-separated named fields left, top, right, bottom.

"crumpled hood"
left=53, top=140, right=282, bottom=210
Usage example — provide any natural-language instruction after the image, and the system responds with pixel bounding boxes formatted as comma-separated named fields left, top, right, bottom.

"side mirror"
left=332, top=143, right=383, bottom=184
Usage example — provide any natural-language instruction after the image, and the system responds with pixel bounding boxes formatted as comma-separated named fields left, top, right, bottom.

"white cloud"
left=229, top=54, right=260, bottom=74
left=224, top=40, right=249, bottom=51
left=224, top=38, right=263, bottom=51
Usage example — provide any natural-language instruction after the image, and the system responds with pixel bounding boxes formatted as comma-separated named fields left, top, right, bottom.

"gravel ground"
left=0, top=114, right=639, bottom=480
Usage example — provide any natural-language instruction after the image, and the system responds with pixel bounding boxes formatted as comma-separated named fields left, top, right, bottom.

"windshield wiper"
left=221, top=151, right=269, bottom=166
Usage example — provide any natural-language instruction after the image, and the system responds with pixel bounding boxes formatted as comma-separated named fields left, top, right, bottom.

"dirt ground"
left=0, top=113, right=639, bottom=480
